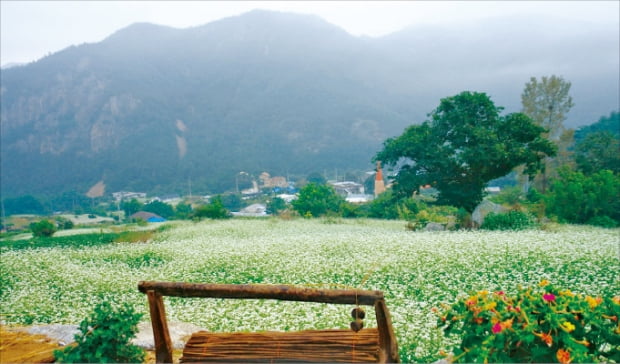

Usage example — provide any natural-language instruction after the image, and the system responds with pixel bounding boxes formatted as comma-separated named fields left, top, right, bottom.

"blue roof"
left=147, top=217, right=166, bottom=223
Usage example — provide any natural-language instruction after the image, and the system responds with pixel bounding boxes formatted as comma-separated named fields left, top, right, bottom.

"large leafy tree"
left=375, top=91, right=555, bottom=212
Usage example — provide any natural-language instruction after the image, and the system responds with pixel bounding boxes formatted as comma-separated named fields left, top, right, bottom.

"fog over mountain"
left=1, top=10, right=618, bottom=197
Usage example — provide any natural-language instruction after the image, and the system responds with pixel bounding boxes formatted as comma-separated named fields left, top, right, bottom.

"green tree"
left=574, top=111, right=619, bottom=143
left=574, top=131, right=620, bottom=174
left=306, top=172, right=327, bottom=185
left=121, top=198, right=143, bottom=218
left=192, top=196, right=231, bottom=220
left=3, top=195, right=46, bottom=215
left=366, top=190, right=420, bottom=220
left=521, top=75, right=574, bottom=141
left=291, top=183, right=344, bottom=217
left=30, top=219, right=57, bottom=237
left=375, top=91, right=555, bottom=212
left=220, top=193, right=244, bottom=211
left=545, top=168, right=620, bottom=225
left=266, top=197, right=287, bottom=215
left=521, top=75, right=575, bottom=192
left=143, top=200, right=174, bottom=219
left=175, top=202, right=193, bottom=219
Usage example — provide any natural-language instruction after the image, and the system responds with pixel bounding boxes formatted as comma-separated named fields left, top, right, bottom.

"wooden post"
left=375, top=299, right=400, bottom=363
left=147, top=290, right=173, bottom=363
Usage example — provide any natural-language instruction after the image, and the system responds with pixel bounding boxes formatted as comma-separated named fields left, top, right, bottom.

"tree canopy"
left=291, top=183, right=344, bottom=217
left=521, top=75, right=574, bottom=141
left=375, top=91, right=555, bottom=212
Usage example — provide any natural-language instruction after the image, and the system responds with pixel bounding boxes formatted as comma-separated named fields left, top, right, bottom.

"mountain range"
left=1, top=10, right=618, bottom=197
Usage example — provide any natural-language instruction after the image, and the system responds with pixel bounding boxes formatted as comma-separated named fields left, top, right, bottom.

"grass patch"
left=0, top=233, right=119, bottom=251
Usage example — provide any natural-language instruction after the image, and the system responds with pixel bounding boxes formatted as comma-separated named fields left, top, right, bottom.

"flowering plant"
left=437, top=281, right=620, bottom=363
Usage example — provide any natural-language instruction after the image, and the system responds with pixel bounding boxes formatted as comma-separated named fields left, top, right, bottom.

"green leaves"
left=54, top=300, right=145, bottom=363
left=438, top=283, right=620, bottom=363
left=546, top=168, right=620, bottom=225
left=291, top=183, right=344, bottom=217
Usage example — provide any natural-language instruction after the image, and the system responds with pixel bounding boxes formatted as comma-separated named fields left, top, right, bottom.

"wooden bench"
left=138, top=281, right=400, bottom=363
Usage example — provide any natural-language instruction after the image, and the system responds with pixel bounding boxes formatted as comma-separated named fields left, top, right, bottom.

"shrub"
left=546, top=168, right=620, bottom=224
left=480, top=210, right=537, bottom=230
left=587, top=215, right=619, bottom=228
left=30, top=219, right=57, bottom=237
left=437, top=282, right=620, bottom=363
left=192, top=196, right=232, bottom=220
left=291, top=183, right=344, bottom=218
left=54, top=300, right=145, bottom=363
left=266, top=197, right=287, bottom=215
left=367, top=191, right=419, bottom=220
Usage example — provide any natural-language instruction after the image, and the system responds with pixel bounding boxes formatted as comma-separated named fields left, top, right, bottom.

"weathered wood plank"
left=374, top=299, right=400, bottom=363
left=138, top=281, right=383, bottom=306
left=147, top=290, right=173, bottom=363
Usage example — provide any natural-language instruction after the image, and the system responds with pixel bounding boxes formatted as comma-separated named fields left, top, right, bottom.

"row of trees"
left=371, top=76, right=618, bottom=226
left=287, top=75, right=619, bottom=228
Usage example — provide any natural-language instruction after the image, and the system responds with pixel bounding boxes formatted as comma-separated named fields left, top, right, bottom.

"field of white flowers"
left=1, top=218, right=618, bottom=361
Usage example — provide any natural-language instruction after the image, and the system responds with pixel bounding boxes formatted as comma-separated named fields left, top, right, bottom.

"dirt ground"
left=0, top=326, right=182, bottom=363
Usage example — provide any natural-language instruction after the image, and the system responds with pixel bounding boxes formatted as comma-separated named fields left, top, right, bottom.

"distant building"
left=346, top=194, right=374, bottom=204
left=485, top=186, right=501, bottom=194
left=112, top=191, right=147, bottom=202
left=130, top=211, right=166, bottom=223
left=259, top=172, right=288, bottom=188
left=232, top=203, right=268, bottom=217
left=374, top=161, right=386, bottom=197
left=329, top=181, right=364, bottom=197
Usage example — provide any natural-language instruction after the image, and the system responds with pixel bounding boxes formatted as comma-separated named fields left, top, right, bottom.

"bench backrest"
left=138, top=281, right=399, bottom=363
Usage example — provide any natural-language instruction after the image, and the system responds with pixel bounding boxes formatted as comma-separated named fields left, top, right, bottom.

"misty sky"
left=1, top=1, right=618, bottom=67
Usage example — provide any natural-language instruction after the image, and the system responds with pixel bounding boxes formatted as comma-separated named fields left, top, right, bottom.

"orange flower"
left=612, top=296, right=620, bottom=305
left=534, top=331, right=553, bottom=347
left=556, top=349, right=571, bottom=364
left=501, top=318, right=514, bottom=330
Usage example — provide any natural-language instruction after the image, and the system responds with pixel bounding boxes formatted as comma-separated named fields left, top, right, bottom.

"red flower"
left=492, top=322, right=503, bottom=334
left=543, top=293, right=556, bottom=302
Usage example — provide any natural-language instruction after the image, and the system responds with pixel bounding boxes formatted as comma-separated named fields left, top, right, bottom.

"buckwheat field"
left=1, top=219, right=618, bottom=361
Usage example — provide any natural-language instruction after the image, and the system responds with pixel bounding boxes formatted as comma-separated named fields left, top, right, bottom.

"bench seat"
left=180, top=328, right=380, bottom=363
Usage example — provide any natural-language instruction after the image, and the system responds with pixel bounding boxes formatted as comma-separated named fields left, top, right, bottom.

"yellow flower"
left=561, top=321, right=576, bottom=332
left=586, top=296, right=602, bottom=309
left=613, top=296, right=620, bottom=305
left=559, top=289, right=575, bottom=297
left=484, top=301, right=497, bottom=311
left=539, top=279, right=550, bottom=287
